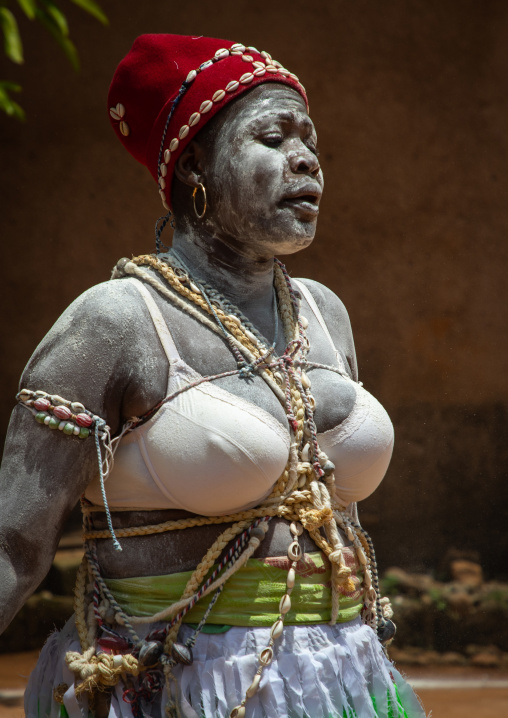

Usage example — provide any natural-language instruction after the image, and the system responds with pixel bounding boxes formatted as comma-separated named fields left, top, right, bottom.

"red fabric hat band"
left=108, top=35, right=308, bottom=211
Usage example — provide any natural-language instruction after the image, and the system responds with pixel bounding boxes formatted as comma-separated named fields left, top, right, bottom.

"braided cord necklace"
left=68, top=253, right=394, bottom=717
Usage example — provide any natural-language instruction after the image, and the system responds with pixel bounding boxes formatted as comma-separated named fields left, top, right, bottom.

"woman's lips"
left=280, top=193, right=320, bottom=216
left=279, top=182, right=322, bottom=217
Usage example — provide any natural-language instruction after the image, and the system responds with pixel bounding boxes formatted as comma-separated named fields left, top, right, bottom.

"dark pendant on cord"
left=377, top=619, right=396, bottom=645
left=138, top=640, right=164, bottom=667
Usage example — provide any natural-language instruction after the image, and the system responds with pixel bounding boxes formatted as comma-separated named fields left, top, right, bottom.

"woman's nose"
left=288, top=143, right=321, bottom=177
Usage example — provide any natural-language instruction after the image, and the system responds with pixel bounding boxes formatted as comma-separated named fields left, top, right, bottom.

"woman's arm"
left=0, top=278, right=166, bottom=634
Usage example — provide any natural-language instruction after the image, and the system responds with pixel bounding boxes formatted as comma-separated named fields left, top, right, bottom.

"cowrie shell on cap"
left=200, top=100, right=213, bottom=113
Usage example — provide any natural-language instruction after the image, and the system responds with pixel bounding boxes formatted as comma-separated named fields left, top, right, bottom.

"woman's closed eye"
left=260, top=135, right=319, bottom=157
left=261, top=133, right=284, bottom=147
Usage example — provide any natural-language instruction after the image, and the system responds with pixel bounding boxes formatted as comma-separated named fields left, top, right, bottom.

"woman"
left=0, top=35, right=426, bottom=718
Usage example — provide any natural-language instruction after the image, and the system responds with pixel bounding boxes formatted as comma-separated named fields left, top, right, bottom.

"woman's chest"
left=157, top=300, right=357, bottom=435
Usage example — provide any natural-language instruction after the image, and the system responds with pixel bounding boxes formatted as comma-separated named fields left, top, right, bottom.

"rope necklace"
left=66, top=254, right=395, bottom=717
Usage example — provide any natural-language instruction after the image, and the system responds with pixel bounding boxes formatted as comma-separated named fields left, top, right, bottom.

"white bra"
left=85, top=279, right=394, bottom=515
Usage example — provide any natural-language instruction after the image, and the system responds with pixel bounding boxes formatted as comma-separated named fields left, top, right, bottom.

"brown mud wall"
left=1, top=0, right=507, bottom=576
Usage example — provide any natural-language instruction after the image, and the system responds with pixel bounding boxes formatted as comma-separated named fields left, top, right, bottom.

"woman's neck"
left=168, top=227, right=277, bottom=333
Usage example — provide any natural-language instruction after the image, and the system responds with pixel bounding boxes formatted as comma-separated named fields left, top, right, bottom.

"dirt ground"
left=1, top=651, right=508, bottom=717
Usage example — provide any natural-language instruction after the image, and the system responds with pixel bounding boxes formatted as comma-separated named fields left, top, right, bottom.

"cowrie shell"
left=288, top=541, right=302, bottom=561
left=279, top=594, right=291, bottom=615
left=246, top=673, right=261, bottom=698
left=200, top=100, right=213, bottom=113
left=290, top=521, right=303, bottom=536
left=287, top=567, right=296, bottom=589
left=270, top=619, right=284, bottom=640
left=259, top=647, right=273, bottom=665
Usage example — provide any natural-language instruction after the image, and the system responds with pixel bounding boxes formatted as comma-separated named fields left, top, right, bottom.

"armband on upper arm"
left=16, top=388, right=109, bottom=439
left=16, top=388, right=126, bottom=551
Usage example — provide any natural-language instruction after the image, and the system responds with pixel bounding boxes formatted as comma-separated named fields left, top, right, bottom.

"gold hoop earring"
left=192, top=182, right=207, bottom=219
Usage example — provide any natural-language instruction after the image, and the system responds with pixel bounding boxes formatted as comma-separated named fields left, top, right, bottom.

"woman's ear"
left=174, top=140, right=205, bottom=188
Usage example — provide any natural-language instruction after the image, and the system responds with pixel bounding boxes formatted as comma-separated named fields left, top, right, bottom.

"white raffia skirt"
left=25, top=617, right=426, bottom=718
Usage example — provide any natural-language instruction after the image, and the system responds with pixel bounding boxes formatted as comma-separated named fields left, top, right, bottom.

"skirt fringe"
left=25, top=617, right=427, bottom=718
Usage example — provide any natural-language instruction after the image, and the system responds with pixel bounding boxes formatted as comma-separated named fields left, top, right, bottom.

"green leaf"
left=40, top=0, right=69, bottom=37
left=0, top=7, right=24, bottom=63
left=0, top=80, right=22, bottom=92
left=35, top=7, right=79, bottom=70
left=69, top=0, right=108, bottom=25
left=16, top=0, right=37, bottom=21
left=0, top=81, right=25, bottom=120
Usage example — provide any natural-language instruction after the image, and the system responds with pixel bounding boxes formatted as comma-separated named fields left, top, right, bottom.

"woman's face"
left=202, top=84, right=323, bottom=258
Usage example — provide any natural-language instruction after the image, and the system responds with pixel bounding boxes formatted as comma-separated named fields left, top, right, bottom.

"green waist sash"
left=105, top=551, right=364, bottom=627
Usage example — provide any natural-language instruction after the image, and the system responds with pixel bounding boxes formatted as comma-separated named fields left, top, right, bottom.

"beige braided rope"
left=69, top=555, right=142, bottom=693
left=128, top=520, right=262, bottom=626
left=132, top=255, right=263, bottom=360
left=73, top=555, right=92, bottom=650
left=162, top=520, right=268, bottom=654
left=82, top=507, right=277, bottom=541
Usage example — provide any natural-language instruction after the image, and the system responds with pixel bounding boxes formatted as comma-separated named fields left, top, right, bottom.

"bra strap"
left=293, top=279, right=348, bottom=375
left=127, top=277, right=182, bottom=364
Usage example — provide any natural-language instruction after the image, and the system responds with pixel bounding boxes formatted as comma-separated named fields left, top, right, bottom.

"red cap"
left=108, top=34, right=307, bottom=210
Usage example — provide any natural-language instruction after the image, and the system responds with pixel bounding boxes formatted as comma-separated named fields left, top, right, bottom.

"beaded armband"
left=16, top=389, right=107, bottom=439
left=17, top=387, right=122, bottom=551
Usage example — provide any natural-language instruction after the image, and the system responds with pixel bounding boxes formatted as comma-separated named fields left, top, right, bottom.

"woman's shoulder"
left=20, top=277, right=163, bottom=427
left=294, top=278, right=350, bottom=322
left=47, top=276, right=149, bottom=332
left=294, top=277, right=358, bottom=380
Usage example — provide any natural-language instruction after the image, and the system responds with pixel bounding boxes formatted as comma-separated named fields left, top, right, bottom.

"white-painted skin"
left=0, top=85, right=359, bottom=632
